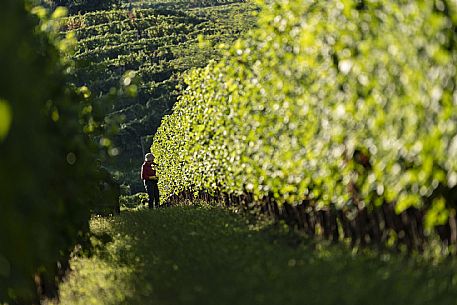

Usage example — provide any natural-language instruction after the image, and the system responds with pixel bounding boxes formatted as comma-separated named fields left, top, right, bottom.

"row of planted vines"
left=153, top=0, right=457, bottom=252
left=0, top=1, right=118, bottom=304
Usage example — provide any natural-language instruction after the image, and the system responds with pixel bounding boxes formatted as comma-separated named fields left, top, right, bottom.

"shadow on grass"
left=56, top=206, right=457, bottom=305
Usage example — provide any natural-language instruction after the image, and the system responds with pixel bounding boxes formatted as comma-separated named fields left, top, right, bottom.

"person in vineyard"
left=141, top=153, right=160, bottom=209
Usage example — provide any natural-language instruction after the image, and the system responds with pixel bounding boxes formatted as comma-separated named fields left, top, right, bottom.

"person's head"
left=145, top=153, right=154, bottom=162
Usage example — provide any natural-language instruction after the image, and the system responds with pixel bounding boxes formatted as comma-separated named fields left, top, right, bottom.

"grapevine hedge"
left=0, top=1, right=117, bottom=303
left=153, top=0, right=457, bottom=242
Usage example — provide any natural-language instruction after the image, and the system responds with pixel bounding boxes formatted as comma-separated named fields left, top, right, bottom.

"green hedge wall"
left=153, top=0, right=457, bottom=229
left=0, top=1, right=115, bottom=303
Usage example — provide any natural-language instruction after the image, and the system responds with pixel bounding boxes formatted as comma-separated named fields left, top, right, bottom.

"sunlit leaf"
left=0, top=99, right=12, bottom=142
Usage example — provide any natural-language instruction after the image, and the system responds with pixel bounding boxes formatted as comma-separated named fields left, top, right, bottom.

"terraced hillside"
left=60, top=0, right=257, bottom=191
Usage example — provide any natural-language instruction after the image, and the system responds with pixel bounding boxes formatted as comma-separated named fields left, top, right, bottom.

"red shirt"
left=141, top=161, right=156, bottom=180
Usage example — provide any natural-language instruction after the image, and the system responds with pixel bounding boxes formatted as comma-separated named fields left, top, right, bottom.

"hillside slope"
left=60, top=0, right=257, bottom=191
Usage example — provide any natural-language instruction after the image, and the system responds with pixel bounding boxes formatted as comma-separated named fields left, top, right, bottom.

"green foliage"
left=59, top=0, right=257, bottom=191
left=43, top=0, right=123, bottom=14
left=52, top=207, right=457, bottom=305
left=0, top=100, right=12, bottom=142
left=153, top=0, right=457, bottom=224
left=119, top=192, right=148, bottom=208
left=0, top=1, right=118, bottom=303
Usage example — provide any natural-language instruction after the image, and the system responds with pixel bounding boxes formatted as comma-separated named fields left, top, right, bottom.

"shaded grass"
left=51, top=206, right=457, bottom=305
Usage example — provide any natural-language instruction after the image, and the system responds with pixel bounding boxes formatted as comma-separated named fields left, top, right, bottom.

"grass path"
left=50, top=206, right=457, bottom=305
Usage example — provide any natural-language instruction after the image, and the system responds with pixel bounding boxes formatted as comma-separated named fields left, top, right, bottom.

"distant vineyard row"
left=153, top=0, right=457, bottom=251
left=45, top=0, right=248, bottom=14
